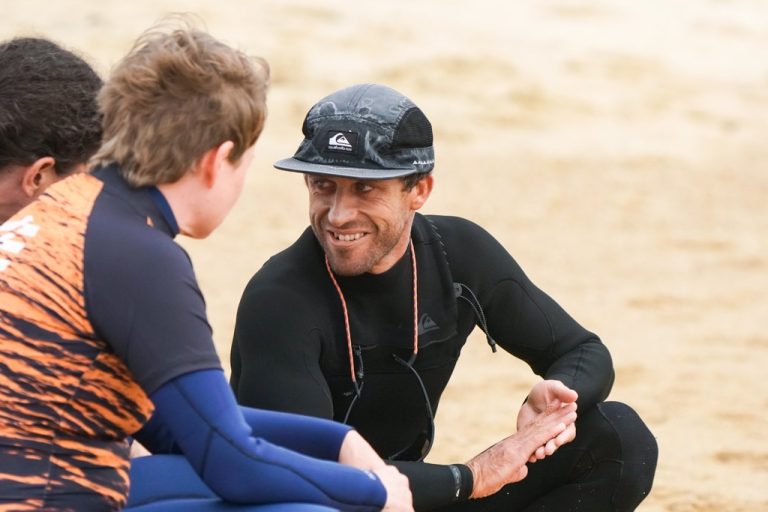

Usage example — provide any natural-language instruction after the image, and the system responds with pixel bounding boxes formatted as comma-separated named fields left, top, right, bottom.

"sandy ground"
left=3, top=1, right=767, bottom=510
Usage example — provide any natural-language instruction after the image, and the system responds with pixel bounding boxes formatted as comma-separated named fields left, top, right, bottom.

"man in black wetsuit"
left=231, top=83, right=658, bottom=511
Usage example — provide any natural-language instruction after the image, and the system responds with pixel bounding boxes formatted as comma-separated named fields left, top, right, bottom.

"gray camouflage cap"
left=274, top=83, right=434, bottom=179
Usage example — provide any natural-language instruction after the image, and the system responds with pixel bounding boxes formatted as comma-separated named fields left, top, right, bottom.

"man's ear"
left=409, top=174, right=434, bottom=211
left=21, top=157, right=57, bottom=198
left=198, top=141, right=236, bottom=189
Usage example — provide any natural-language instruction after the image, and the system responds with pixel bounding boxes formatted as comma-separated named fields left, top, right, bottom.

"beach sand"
left=3, top=1, right=767, bottom=509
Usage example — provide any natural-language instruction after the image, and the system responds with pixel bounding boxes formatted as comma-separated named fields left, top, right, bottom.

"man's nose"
left=327, top=190, right=357, bottom=226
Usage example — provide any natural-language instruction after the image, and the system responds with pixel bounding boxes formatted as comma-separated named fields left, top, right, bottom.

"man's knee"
left=596, top=401, right=658, bottom=511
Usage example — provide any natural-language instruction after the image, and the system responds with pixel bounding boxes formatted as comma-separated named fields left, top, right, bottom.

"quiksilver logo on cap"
left=326, top=130, right=358, bottom=153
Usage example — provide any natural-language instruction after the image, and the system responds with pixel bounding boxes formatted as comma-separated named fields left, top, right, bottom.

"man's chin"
left=326, top=253, right=370, bottom=276
left=328, top=261, right=368, bottom=277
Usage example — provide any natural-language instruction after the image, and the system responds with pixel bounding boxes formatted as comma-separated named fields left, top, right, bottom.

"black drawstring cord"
left=454, top=282, right=497, bottom=352
left=391, top=353, right=436, bottom=461
left=343, top=345, right=365, bottom=424
left=343, top=381, right=364, bottom=424
left=392, top=354, right=435, bottom=425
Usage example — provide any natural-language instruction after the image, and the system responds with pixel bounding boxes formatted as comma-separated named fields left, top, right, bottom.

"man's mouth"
left=330, top=231, right=366, bottom=242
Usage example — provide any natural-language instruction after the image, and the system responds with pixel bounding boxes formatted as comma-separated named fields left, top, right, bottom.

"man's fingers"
left=549, top=380, right=579, bottom=403
left=534, top=422, right=574, bottom=457
left=545, top=398, right=562, bottom=413
left=549, top=403, right=577, bottom=427
left=560, top=410, right=578, bottom=426
left=525, top=405, right=573, bottom=451
left=533, top=422, right=577, bottom=461
left=519, top=395, right=578, bottom=464
left=544, top=438, right=559, bottom=456
left=555, top=423, right=576, bottom=446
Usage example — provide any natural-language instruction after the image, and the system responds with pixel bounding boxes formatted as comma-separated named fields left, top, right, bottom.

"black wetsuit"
left=231, top=214, right=658, bottom=511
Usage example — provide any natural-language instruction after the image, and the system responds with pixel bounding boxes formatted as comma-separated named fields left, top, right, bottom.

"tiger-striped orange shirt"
left=0, top=167, right=221, bottom=510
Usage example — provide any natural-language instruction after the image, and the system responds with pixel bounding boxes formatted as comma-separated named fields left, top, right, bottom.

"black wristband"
left=448, top=464, right=461, bottom=501
left=448, top=464, right=474, bottom=501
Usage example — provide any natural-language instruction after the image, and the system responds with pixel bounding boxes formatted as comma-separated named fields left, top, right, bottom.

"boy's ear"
left=21, top=157, right=57, bottom=198
left=198, top=141, right=235, bottom=188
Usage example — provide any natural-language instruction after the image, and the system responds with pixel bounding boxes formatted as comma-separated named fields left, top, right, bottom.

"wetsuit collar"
left=90, top=164, right=180, bottom=238
left=147, top=186, right=180, bottom=236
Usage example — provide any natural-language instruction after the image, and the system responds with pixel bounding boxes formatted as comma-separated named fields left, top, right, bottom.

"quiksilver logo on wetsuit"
left=326, top=130, right=358, bottom=153
left=418, top=313, right=439, bottom=335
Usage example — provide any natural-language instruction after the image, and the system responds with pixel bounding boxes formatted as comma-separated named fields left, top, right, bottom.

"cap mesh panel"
left=392, top=107, right=433, bottom=149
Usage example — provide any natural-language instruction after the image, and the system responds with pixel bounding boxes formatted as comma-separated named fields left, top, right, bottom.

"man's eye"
left=356, top=183, right=373, bottom=193
left=311, top=179, right=330, bottom=191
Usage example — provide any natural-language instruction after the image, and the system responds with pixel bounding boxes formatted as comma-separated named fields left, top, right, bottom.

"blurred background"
left=3, top=1, right=766, bottom=510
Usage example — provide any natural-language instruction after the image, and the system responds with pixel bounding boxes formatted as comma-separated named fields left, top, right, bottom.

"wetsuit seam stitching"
left=596, top=402, right=625, bottom=510
left=491, top=277, right=558, bottom=350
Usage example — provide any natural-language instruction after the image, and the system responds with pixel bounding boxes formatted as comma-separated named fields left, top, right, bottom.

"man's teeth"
left=335, top=233, right=364, bottom=242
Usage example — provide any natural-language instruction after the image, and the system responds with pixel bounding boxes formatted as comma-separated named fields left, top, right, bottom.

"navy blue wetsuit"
left=231, top=214, right=658, bottom=511
left=0, top=166, right=386, bottom=511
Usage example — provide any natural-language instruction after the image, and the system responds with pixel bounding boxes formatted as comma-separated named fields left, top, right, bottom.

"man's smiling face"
left=306, top=173, right=432, bottom=276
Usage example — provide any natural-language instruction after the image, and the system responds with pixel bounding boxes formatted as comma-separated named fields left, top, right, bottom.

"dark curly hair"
left=0, top=37, right=103, bottom=175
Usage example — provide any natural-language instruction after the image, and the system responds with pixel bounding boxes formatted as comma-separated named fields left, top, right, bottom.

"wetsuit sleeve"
left=231, top=282, right=334, bottom=419
left=236, top=406, right=354, bottom=461
left=85, top=217, right=221, bottom=394
left=389, top=461, right=474, bottom=510
left=437, top=216, right=614, bottom=410
left=135, top=405, right=349, bottom=462
left=145, top=368, right=386, bottom=510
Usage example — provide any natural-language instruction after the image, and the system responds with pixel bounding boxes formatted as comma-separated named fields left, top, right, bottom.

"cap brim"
left=274, top=157, right=418, bottom=180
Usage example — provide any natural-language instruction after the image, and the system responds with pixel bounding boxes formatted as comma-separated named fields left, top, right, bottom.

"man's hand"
left=466, top=400, right=578, bottom=499
left=517, top=380, right=579, bottom=463
left=339, top=430, right=414, bottom=511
